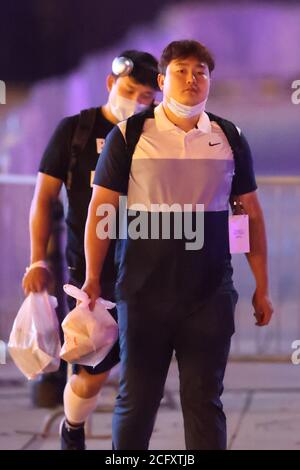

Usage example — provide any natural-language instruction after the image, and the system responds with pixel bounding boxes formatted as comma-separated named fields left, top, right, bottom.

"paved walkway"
left=1, top=359, right=300, bottom=450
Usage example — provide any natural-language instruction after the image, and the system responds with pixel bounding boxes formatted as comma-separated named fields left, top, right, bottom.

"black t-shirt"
left=39, top=107, right=115, bottom=286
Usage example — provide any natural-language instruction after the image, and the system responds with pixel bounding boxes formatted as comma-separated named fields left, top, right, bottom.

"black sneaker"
left=60, top=419, right=86, bottom=450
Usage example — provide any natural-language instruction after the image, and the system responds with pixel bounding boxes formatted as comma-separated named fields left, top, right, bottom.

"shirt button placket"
left=183, top=133, right=190, bottom=158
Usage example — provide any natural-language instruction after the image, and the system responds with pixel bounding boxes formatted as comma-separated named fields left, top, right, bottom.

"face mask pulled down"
left=166, top=96, right=207, bottom=119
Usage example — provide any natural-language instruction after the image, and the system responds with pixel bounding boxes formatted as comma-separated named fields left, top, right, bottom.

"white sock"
left=63, top=382, right=98, bottom=425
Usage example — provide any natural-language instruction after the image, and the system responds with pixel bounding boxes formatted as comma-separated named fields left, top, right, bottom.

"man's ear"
left=157, top=74, right=165, bottom=91
left=106, top=74, right=116, bottom=93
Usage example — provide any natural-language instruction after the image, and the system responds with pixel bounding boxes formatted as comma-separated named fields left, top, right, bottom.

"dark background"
left=1, top=0, right=178, bottom=82
left=1, top=0, right=297, bottom=83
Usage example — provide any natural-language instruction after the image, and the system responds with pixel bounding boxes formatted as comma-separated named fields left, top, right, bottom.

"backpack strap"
left=124, top=107, right=243, bottom=187
left=125, top=104, right=155, bottom=163
left=66, top=107, right=97, bottom=190
left=206, top=111, right=242, bottom=155
left=207, top=111, right=251, bottom=198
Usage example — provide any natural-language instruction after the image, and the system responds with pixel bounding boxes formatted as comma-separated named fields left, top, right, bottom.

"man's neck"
left=162, top=101, right=199, bottom=133
left=101, top=103, right=118, bottom=124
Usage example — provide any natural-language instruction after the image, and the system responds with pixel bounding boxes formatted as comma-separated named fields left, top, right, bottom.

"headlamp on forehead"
left=112, top=56, right=134, bottom=77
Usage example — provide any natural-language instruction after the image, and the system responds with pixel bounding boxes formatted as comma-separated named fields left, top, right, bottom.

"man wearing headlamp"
left=22, top=50, right=159, bottom=450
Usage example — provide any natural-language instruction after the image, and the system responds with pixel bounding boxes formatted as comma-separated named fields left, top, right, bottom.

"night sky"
left=1, top=0, right=180, bottom=83
left=3, top=0, right=294, bottom=84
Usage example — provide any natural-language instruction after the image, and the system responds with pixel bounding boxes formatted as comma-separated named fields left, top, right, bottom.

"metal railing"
left=231, top=176, right=300, bottom=361
left=1, top=175, right=299, bottom=361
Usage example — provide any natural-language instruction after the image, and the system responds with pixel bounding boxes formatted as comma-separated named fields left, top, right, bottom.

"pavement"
left=1, top=357, right=300, bottom=451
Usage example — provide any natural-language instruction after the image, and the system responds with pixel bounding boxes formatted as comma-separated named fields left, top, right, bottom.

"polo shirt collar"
left=154, top=102, right=212, bottom=134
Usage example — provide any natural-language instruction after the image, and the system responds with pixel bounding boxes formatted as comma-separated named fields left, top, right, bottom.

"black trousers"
left=112, top=274, right=238, bottom=450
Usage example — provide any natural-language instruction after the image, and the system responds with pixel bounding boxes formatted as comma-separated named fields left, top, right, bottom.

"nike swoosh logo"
left=209, top=142, right=221, bottom=146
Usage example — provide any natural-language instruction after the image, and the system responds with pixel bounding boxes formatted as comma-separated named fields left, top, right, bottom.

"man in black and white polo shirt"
left=83, top=40, right=273, bottom=450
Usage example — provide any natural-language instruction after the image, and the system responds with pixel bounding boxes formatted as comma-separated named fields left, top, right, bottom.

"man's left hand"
left=252, top=290, right=274, bottom=326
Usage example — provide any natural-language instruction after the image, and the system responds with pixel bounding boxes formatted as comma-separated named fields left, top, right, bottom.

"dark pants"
left=112, top=276, right=238, bottom=450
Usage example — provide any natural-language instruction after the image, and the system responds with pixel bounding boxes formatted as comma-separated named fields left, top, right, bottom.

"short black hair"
left=114, top=50, right=159, bottom=90
left=159, top=40, right=215, bottom=74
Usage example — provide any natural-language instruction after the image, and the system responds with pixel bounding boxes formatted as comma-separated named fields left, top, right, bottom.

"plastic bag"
left=60, top=284, right=118, bottom=367
left=8, top=292, right=61, bottom=380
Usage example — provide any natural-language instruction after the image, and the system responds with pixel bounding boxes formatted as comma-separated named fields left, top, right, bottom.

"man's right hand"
left=81, top=278, right=101, bottom=311
left=22, top=267, right=53, bottom=296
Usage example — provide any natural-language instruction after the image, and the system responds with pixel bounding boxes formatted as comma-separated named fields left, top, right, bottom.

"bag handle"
left=63, top=284, right=116, bottom=310
left=63, top=284, right=90, bottom=308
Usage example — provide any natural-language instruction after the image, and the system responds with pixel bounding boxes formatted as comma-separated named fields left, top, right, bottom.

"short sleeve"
left=93, top=125, right=130, bottom=194
left=39, top=116, right=75, bottom=183
left=231, top=131, right=257, bottom=196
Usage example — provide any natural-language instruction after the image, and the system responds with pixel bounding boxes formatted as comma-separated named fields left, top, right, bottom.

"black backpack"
left=125, top=107, right=253, bottom=197
left=125, top=106, right=244, bottom=166
left=67, top=105, right=246, bottom=190
left=66, top=105, right=152, bottom=190
left=66, top=107, right=97, bottom=190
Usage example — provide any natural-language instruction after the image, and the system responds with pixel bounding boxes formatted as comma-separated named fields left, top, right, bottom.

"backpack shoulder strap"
left=124, top=108, right=242, bottom=166
left=125, top=104, right=155, bottom=162
left=66, top=107, right=97, bottom=189
left=72, top=107, right=97, bottom=154
left=206, top=111, right=242, bottom=155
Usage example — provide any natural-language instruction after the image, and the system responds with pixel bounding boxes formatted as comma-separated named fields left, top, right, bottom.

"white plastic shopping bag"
left=60, top=284, right=118, bottom=367
left=8, top=292, right=61, bottom=380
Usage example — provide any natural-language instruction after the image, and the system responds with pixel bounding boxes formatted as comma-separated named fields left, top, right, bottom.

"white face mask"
left=108, top=85, right=148, bottom=121
left=166, top=96, right=207, bottom=119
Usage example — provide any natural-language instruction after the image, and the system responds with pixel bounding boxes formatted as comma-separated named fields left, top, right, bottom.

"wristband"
left=26, top=260, right=50, bottom=274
